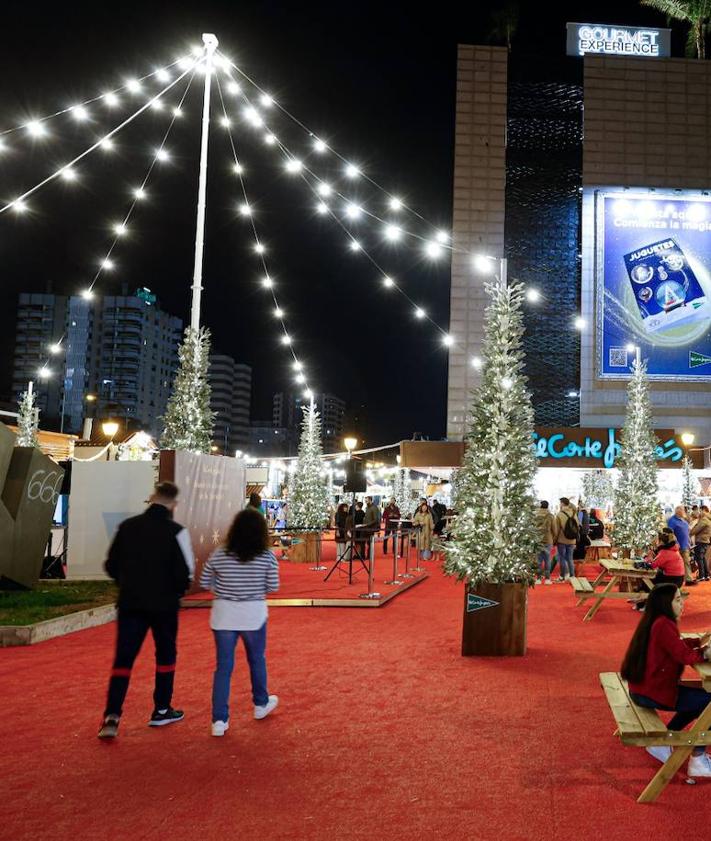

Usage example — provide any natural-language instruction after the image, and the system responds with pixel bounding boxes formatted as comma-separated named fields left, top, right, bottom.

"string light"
left=49, top=343, right=63, bottom=354
left=281, top=334, right=292, bottom=345
left=349, top=240, right=361, bottom=251
left=264, top=133, right=277, bottom=145
left=113, top=223, right=128, bottom=236
left=25, top=121, right=46, bottom=137
left=383, top=275, right=394, bottom=288
left=60, top=168, right=78, bottom=182
left=442, top=334, right=454, bottom=347
left=81, top=289, right=94, bottom=300
left=274, top=307, right=284, bottom=318
left=285, top=158, right=303, bottom=173
left=150, top=99, right=164, bottom=111
left=11, top=199, right=28, bottom=213
left=126, top=79, right=142, bottom=93
left=574, top=316, right=586, bottom=330
left=526, top=288, right=541, bottom=302
left=155, top=148, right=170, bottom=161
left=345, top=163, right=361, bottom=178
left=435, top=230, right=449, bottom=244
left=501, top=377, right=514, bottom=390
left=227, top=81, right=241, bottom=95
left=317, top=182, right=332, bottom=196
left=254, top=243, right=265, bottom=254
left=103, top=92, right=120, bottom=107
left=220, top=115, right=231, bottom=128
left=38, top=367, right=52, bottom=380
left=313, top=138, right=327, bottom=153
left=133, top=187, right=147, bottom=200
left=156, top=68, right=171, bottom=83
left=316, top=202, right=328, bottom=214
left=345, top=203, right=362, bottom=219
left=232, top=161, right=243, bottom=174
left=261, top=275, right=273, bottom=288
left=414, top=307, right=425, bottom=319
left=389, top=197, right=403, bottom=211
left=101, top=258, right=115, bottom=271
left=100, top=137, right=115, bottom=151
left=238, top=202, right=251, bottom=216
left=425, top=241, right=444, bottom=258
left=260, top=94, right=274, bottom=107
left=470, top=356, right=483, bottom=368
left=71, top=106, right=89, bottom=121
left=172, top=107, right=183, bottom=118
left=384, top=224, right=401, bottom=241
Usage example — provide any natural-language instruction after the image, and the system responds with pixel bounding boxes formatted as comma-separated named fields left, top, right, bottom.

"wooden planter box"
left=288, top=531, right=320, bottom=564
left=461, top=581, right=527, bottom=657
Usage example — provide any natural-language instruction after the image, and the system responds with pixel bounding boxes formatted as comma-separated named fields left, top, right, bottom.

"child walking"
left=200, top=508, right=280, bottom=736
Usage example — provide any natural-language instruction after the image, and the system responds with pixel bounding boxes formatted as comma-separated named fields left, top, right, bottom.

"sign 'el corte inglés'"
left=566, top=22, right=671, bottom=58
left=533, top=427, right=683, bottom=469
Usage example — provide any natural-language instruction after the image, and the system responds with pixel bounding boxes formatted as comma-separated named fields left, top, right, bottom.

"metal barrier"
left=359, top=535, right=381, bottom=599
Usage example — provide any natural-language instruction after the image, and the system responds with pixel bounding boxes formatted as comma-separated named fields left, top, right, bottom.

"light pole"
left=101, top=419, right=119, bottom=461
left=626, top=342, right=642, bottom=368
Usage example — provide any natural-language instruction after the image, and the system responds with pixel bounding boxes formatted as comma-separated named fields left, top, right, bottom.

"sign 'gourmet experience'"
left=566, top=23, right=671, bottom=58
left=533, top=427, right=684, bottom=469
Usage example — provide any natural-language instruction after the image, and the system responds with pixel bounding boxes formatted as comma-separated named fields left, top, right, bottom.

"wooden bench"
left=569, top=576, right=594, bottom=598
left=600, top=671, right=711, bottom=802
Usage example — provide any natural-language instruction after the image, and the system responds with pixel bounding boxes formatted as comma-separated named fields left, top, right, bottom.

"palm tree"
left=641, top=0, right=711, bottom=58
left=487, top=2, right=520, bottom=52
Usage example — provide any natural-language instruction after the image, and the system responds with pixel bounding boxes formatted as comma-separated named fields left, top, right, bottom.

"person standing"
left=335, top=502, right=349, bottom=560
left=200, top=508, right=280, bottom=736
left=691, top=505, right=711, bottom=582
left=535, top=500, right=555, bottom=585
left=413, top=502, right=435, bottom=560
left=363, top=496, right=381, bottom=556
left=553, top=497, right=578, bottom=582
left=668, top=505, right=696, bottom=586
left=382, top=497, right=401, bottom=554
left=98, top=481, right=195, bottom=739
left=353, top=501, right=366, bottom=559
left=247, top=492, right=263, bottom=513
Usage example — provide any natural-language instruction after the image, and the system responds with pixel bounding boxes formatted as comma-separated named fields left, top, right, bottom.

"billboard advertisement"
left=596, top=191, right=711, bottom=380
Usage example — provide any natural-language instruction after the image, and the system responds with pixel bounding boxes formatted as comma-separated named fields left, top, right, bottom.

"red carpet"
left=4, top=566, right=711, bottom=840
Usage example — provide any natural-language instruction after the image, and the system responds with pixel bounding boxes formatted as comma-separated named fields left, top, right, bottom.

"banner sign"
left=567, top=23, right=670, bottom=58
left=596, top=192, right=711, bottom=380
left=533, top=427, right=683, bottom=469
left=466, top=594, right=499, bottom=614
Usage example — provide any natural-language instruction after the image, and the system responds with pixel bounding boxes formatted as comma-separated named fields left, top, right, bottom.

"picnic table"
left=601, top=633, right=711, bottom=802
left=570, top=557, right=656, bottom=621
left=584, top=539, right=612, bottom=563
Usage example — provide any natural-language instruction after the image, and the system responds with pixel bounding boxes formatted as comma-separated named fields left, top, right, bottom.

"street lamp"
left=102, top=420, right=119, bottom=462
left=344, top=436, right=358, bottom=456
left=681, top=432, right=696, bottom=447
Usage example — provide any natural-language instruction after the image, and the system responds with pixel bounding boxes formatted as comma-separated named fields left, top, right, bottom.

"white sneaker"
left=646, top=745, right=671, bottom=763
left=254, top=695, right=279, bottom=720
left=544, top=579, right=552, bottom=585
left=534, top=578, right=542, bottom=586
left=688, top=752, right=711, bottom=777
left=564, top=574, right=571, bottom=581
left=211, top=720, right=229, bottom=737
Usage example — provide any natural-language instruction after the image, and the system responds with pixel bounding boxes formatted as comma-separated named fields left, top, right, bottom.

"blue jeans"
left=557, top=543, right=575, bottom=577
left=538, top=545, right=552, bottom=579
left=631, top=687, right=711, bottom=753
left=212, top=623, right=269, bottom=723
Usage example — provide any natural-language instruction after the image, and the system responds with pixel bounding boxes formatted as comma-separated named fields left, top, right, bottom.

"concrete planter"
left=0, top=603, right=116, bottom=647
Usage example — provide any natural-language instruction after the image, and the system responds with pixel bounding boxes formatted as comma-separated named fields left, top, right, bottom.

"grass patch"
left=0, top=581, right=117, bottom=626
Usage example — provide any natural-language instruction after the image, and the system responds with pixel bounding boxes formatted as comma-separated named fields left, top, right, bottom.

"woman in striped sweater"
left=200, top=508, right=280, bottom=736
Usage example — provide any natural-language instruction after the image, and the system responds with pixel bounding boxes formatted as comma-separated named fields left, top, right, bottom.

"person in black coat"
left=98, top=481, right=195, bottom=739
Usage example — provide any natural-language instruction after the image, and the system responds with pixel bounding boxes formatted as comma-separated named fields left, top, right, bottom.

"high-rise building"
left=272, top=391, right=346, bottom=454
left=208, top=354, right=252, bottom=455
left=12, top=289, right=182, bottom=437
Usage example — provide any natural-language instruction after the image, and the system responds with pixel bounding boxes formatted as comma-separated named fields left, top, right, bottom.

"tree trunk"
left=697, top=22, right=705, bottom=60
left=462, top=582, right=527, bottom=656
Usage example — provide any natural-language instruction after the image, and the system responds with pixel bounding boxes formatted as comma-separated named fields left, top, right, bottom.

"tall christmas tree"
left=581, top=469, right=614, bottom=508
left=444, top=281, right=538, bottom=586
left=612, top=356, right=660, bottom=555
left=160, top=326, right=215, bottom=453
left=681, top=455, right=698, bottom=513
left=391, top=467, right=411, bottom=517
left=288, top=403, right=330, bottom=529
left=16, top=386, right=39, bottom=448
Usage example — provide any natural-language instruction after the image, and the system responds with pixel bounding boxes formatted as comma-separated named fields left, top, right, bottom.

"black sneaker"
left=98, top=715, right=120, bottom=739
left=148, top=707, right=184, bottom=727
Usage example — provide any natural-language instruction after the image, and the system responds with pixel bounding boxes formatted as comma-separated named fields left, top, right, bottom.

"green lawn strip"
left=0, top=581, right=117, bottom=626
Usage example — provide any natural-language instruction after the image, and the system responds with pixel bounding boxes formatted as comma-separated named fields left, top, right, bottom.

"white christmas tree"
left=391, top=467, right=411, bottom=518
left=160, top=326, right=215, bottom=453
left=444, top=281, right=538, bottom=586
left=681, top=455, right=699, bottom=513
left=288, top=403, right=330, bottom=529
left=16, top=387, right=40, bottom=448
left=581, top=469, right=614, bottom=508
left=612, top=357, right=660, bottom=555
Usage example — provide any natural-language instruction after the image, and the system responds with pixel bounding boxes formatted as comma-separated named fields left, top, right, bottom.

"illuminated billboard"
left=596, top=191, right=711, bottom=380
left=567, top=23, right=670, bottom=58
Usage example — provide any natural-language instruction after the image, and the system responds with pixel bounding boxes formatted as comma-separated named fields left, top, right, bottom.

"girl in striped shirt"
left=200, top=508, right=280, bottom=736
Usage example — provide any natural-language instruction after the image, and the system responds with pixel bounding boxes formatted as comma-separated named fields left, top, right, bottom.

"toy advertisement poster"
left=598, top=193, right=711, bottom=379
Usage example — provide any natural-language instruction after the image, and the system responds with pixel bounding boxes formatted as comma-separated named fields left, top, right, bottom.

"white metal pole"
left=499, top=257, right=508, bottom=289
left=190, top=33, right=219, bottom=332
left=28, top=380, right=33, bottom=397
left=635, top=346, right=642, bottom=368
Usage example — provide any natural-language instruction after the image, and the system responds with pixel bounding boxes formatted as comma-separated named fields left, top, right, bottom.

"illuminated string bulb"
left=349, top=240, right=361, bottom=252
left=382, top=276, right=394, bottom=288
left=261, top=275, right=273, bottom=288
left=254, top=243, right=265, bottom=254
left=100, top=137, right=114, bottom=151
left=295, top=373, right=306, bottom=384
left=38, top=367, right=52, bottom=380
left=49, top=343, right=63, bottom=354
left=101, top=258, right=115, bottom=271
left=345, top=203, right=362, bottom=220
left=12, top=199, right=28, bottom=213
left=25, top=121, right=46, bottom=137
left=220, top=115, right=231, bottom=128
left=126, top=79, right=142, bottom=93
left=425, top=241, right=444, bottom=258
left=414, top=307, right=425, bottom=319
left=281, top=334, right=292, bottom=345
left=274, top=307, right=284, bottom=318
left=316, top=202, right=328, bottom=214
left=227, top=81, right=241, bottom=95
left=384, top=224, right=401, bottom=241
left=260, top=93, right=274, bottom=107
left=317, top=182, right=332, bottom=197
left=501, top=377, right=514, bottom=390
left=264, top=133, right=277, bottom=145
left=133, top=187, right=147, bottom=200
left=285, top=158, right=303, bottom=173
left=156, top=68, right=171, bottom=83
left=244, top=107, right=263, bottom=127
left=103, top=92, right=120, bottom=107
left=435, top=231, right=449, bottom=244
left=113, top=223, right=128, bottom=237
left=313, top=138, right=327, bottom=153
left=172, top=107, right=183, bottom=118
left=442, top=334, right=454, bottom=347
left=303, top=388, right=313, bottom=400
left=81, top=288, right=94, bottom=300
left=233, top=161, right=243, bottom=174
left=71, top=105, right=89, bottom=121
left=238, top=202, right=251, bottom=217
left=155, top=148, right=169, bottom=162
left=526, top=288, right=541, bottom=302
left=345, top=163, right=361, bottom=178
left=60, top=168, right=77, bottom=182
left=293, top=361, right=303, bottom=372
left=574, top=316, right=586, bottom=330
left=470, top=356, right=482, bottom=368
left=389, top=197, right=403, bottom=211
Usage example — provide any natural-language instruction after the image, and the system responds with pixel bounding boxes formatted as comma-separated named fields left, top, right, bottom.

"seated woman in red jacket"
left=651, top=531, right=685, bottom=587
left=621, top=583, right=711, bottom=776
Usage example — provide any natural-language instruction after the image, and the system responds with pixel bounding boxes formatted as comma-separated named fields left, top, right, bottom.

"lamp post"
left=102, top=419, right=119, bottom=461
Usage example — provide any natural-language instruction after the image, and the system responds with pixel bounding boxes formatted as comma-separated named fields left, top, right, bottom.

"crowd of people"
left=534, top=497, right=603, bottom=584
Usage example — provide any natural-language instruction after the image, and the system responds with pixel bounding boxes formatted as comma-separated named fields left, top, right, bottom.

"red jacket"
left=628, top=616, right=704, bottom=708
left=652, top=547, right=685, bottom=578
left=383, top=505, right=401, bottom=525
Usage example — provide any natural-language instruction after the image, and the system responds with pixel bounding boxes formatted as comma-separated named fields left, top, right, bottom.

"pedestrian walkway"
left=2, top=568, right=711, bottom=840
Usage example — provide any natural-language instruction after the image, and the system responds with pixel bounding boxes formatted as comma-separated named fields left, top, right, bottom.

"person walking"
left=200, top=508, right=280, bottom=737
left=621, top=584, right=711, bottom=776
left=535, top=500, right=556, bottom=585
left=382, top=497, right=401, bottom=554
left=98, top=481, right=195, bottom=739
left=691, top=504, right=711, bottom=582
left=553, top=497, right=579, bottom=582
left=667, top=505, right=697, bottom=585
left=413, top=501, right=435, bottom=561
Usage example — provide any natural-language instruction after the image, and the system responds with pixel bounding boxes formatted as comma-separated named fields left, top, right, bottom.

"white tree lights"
left=288, top=403, right=330, bottom=529
left=16, top=385, right=40, bottom=448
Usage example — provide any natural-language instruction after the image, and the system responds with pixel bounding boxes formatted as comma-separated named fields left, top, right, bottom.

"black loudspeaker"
left=58, top=460, right=72, bottom=495
left=343, top=459, right=366, bottom=492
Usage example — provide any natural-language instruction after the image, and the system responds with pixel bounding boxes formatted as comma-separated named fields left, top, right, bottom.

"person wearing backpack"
left=553, top=497, right=579, bottom=582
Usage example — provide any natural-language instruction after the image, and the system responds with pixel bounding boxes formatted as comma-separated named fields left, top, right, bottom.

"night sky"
left=0, top=0, right=681, bottom=445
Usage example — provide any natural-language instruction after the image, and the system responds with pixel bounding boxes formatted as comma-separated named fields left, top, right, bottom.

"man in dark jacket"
left=98, top=481, right=195, bottom=739
left=382, top=497, right=401, bottom=554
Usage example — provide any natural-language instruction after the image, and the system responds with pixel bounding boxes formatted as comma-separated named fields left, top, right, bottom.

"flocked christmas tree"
left=16, top=386, right=40, bottom=448
left=444, top=281, right=538, bottom=586
left=160, top=326, right=215, bottom=453
left=581, top=469, right=614, bottom=508
left=391, top=467, right=411, bottom=518
left=288, top=402, right=330, bottom=529
left=612, top=356, right=660, bottom=556
left=681, top=455, right=699, bottom=513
